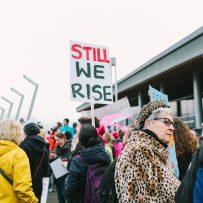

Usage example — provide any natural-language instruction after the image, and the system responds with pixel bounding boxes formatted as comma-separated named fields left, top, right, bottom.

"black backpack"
left=98, top=159, right=118, bottom=203
left=175, top=142, right=203, bottom=203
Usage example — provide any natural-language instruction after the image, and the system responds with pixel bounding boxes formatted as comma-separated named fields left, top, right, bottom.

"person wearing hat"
left=115, top=101, right=180, bottom=203
left=20, top=122, right=49, bottom=202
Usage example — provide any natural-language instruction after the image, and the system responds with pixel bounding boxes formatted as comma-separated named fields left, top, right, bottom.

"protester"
left=56, top=122, right=63, bottom=131
left=71, top=117, right=92, bottom=152
left=47, top=127, right=58, bottom=193
left=95, top=117, right=106, bottom=145
left=50, top=132, right=71, bottom=203
left=173, top=117, right=199, bottom=181
left=65, top=125, right=110, bottom=203
left=111, top=131, right=124, bottom=159
left=175, top=141, right=203, bottom=203
left=20, top=122, right=49, bottom=202
left=115, top=101, right=180, bottom=202
left=0, top=120, right=38, bottom=203
left=104, top=132, right=114, bottom=162
left=122, top=125, right=134, bottom=145
left=72, top=122, right=77, bottom=134
left=60, top=118, right=74, bottom=140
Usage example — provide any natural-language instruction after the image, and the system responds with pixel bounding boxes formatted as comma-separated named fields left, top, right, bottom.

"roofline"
left=76, top=26, right=203, bottom=112
left=118, top=26, right=203, bottom=84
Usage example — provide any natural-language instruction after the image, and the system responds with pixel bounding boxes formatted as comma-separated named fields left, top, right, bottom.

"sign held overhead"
left=70, top=41, right=113, bottom=104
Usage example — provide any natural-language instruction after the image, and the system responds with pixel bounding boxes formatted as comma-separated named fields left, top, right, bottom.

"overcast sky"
left=0, top=0, right=202, bottom=128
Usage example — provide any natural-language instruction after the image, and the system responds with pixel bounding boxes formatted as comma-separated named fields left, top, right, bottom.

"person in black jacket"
left=20, top=122, right=49, bottom=202
left=50, top=132, right=71, bottom=203
left=64, top=125, right=110, bottom=203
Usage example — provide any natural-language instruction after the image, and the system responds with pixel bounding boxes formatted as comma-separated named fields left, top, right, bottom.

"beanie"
left=135, top=100, right=170, bottom=130
left=24, top=122, right=40, bottom=136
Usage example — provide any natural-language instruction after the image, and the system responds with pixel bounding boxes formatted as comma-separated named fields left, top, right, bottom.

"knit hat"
left=24, top=122, right=40, bottom=136
left=135, top=100, right=170, bottom=130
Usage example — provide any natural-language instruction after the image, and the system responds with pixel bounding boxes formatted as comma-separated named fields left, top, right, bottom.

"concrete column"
left=160, top=83, right=165, bottom=93
left=193, top=70, right=202, bottom=128
left=138, top=91, right=143, bottom=110
left=176, top=100, right=181, bottom=117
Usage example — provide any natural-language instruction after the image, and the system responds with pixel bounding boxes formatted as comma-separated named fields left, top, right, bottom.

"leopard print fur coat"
left=115, top=130, right=180, bottom=203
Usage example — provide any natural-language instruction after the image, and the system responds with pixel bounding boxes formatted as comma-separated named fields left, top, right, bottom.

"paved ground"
left=47, top=192, right=58, bottom=203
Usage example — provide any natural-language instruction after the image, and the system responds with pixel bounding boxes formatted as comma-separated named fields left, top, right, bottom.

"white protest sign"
left=50, top=158, right=68, bottom=179
left=149, top=85, right=168, bottom=103
left=40, top=177, right=49, bottom=203
left=81, top=97, right=133, bottom=120
left=70, top=41, right=113, bottom=104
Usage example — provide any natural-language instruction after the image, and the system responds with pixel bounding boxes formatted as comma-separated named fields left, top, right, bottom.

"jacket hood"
left=0, top=140, right=18, bottom=156
left=80, top=143, right=110, bottom=165
left=20, top=135, right=46, bottom=154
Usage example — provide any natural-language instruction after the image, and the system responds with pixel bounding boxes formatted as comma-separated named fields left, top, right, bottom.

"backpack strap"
left=34, top=149, right=46, bottom=179
left=0, top=168, right=13, bottom=186
left=76, top=155, right=88, bottom=166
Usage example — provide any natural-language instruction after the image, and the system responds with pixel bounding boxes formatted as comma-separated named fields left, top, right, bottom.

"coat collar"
left=141, top=129, right=168, bottom=148
left=129, top=130, right=169, bottom=164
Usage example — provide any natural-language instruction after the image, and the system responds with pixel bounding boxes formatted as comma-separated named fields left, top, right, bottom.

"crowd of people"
left=0, top=100, right=202, bottom=203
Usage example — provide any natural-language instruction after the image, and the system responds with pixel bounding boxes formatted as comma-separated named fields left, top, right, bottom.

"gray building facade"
left=77, top=27, right=203, bottom=129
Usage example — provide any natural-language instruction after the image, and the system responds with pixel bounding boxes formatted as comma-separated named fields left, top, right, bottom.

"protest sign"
left=50, top=158, right=68, bottom=179
left=81, top=97, right=133, bottom=120
left=149, top=85, right=168, bottom=103
left=41, top=177, right=49, bottom=203
left=70, top=41, right=113, bottom=104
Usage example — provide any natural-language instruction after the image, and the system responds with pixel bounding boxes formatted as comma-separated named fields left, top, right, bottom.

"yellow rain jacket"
left=0, top=140, right=38, bottom=203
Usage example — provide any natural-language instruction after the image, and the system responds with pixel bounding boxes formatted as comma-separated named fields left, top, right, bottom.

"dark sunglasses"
left=153, top=117, right=174, bottom=127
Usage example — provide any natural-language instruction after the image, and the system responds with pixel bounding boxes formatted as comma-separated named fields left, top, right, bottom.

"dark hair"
left=64, top=118, right=69, bottom=124
left=52, top=127, right=58, bottom=133
left=55, top=132, right=66, bottom=140
left=79, top=125, right=101, bottom=148
left=78, top=117, right=100, bottom=128
left=64, top=131, right=71, bottom=140
left=73, top=122, right=77, bottom=128
left=78, top=117, right=92, bottom=125
left=56, top=122, right=62, bottom=129
left=94, top=117, right=100, bottom=128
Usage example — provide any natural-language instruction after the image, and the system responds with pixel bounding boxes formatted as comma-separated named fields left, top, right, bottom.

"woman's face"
left=146, top=114, right=174, bottom=144
left=55, top=136, right=65, bottom=147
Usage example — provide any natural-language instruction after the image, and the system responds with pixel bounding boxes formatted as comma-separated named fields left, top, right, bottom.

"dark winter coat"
left=64, top=143, right=111, bottom=203
left=54, top=140, right=72, bottom=161
left=175, top=142, right=203, bottom=203
left=177, top=153, right=193, bottom=181
left=20, top=135, right=49, bottom=201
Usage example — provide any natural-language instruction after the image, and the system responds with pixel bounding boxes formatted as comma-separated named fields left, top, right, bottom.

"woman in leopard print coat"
left=115, top=101, right=180, bottom=203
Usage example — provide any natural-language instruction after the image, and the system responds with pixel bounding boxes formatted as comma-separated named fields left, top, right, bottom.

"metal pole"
left=111, top=57, right=118, bottom=102
left=11, top=88, right=24, bottom=121
left=1, top=96, right=13, bottom=118
left=0, top=107, right=5, bottom=120
left=23, top=75, right=39, bottom=121
left=111, top=57, right=118, bottom=132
